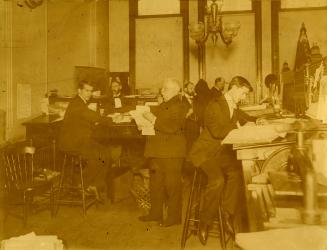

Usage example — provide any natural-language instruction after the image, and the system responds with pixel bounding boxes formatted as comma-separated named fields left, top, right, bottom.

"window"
left=281, top=0, right=327, bottom=9
left=138, top=0, right=180, bottom=16
left=207, top=0, right=252, bottom=12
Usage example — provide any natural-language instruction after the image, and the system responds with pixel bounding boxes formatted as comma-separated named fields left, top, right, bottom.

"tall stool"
left=181, top=168, right=233, bottom=250
left=55, top=151, right=97, bottom=217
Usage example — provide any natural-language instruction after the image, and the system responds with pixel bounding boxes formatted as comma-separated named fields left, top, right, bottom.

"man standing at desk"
left=139, top=78, right=189, bottom=227
left=58, top=80, right=111, bottom=200
left=189, top=76, right=256, bottom=245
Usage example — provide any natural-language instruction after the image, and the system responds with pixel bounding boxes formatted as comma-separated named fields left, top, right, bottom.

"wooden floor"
left=1, top=184, right=224, bottom=250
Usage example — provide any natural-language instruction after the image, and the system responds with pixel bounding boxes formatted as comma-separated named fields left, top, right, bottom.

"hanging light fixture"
left=189, top=0, right=240, bottom=46
left=23, top=0, right=44, bottom=9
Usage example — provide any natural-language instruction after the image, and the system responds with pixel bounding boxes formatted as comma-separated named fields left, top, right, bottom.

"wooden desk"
left=22, top=115, right=146, bottom=202
left=22, top=115, right=145, bottom=168
left=22, top=115, right=143, bottom=143
left=234, top=133, right=327, bottom=232
left=233, top=137, right=297, bottom=232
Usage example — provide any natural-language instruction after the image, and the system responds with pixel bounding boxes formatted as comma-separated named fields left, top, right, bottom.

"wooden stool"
left=55, top=151, right=97, bottom=217
left=181, top=168, right=232, bottom=250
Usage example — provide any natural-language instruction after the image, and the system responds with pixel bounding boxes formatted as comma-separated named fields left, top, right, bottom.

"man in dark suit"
left=104, top=77, right=129, bottom=114
left=58, top=80, right=111, bottom=200
left=189, top=76, right=256, bottom=245
left=138, top=78, right=190, bottom=227
left=211, top=77, right=226, bottom=98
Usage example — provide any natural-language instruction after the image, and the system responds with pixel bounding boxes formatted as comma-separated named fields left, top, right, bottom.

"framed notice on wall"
left=135, top=17, right=183, bottom=90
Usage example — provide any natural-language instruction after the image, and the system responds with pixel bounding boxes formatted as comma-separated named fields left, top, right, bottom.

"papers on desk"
left=129, top=107, right=155, bottom=135
left=145, top=102, right=159, bottom=106
left=240, top=103, right=267, bottom=111
left=107, top=113, right=132, bottom=123
left=1, top=232, right=64, bottom=250
left=222, top=124, right=287, bottom=144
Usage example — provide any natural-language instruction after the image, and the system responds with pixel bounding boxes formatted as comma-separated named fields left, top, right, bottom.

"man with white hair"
left=139, top=78, right=190, bottom=227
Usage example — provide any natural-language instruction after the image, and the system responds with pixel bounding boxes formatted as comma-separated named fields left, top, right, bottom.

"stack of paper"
left=1, top=232, right=63, bottom=250
left=129, top=106, right=155, bottom=135
left=222, top=124, right=287, bottom=144
left=240, top=103, right=267, bottom=111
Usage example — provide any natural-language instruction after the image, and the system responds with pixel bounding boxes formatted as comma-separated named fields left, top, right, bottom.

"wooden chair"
left=2, top=142, right=59, bottom=226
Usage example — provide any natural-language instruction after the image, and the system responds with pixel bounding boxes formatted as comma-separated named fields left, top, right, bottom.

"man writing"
left=189, top=76, right=257, bottom=245
left=138, top=78, right=190, bottom=227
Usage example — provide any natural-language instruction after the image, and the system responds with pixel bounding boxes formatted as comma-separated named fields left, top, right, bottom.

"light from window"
left=281, top=0, right=327, bottom=8
left=207, top=0, right=252, bottom=12
left=138, top=0, right=180, bottom=15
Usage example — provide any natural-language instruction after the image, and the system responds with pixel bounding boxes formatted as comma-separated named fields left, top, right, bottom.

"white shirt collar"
left=78, top=94, right=88, bottom=104
left=224, top=92, right=237, bottom=118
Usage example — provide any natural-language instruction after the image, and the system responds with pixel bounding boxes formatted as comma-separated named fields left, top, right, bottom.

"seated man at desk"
left=138, top=78, right=190, bottom=227
left=104, top=77, right=128, bottom=114
left=260, top=73, right=280, bottom=108
left=58, top=80, right=112, bottom=201
left=189, top=76, right=257, bottom=245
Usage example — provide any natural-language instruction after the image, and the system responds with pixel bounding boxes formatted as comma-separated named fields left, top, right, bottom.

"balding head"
left=161, top=78, right=181, bottom=102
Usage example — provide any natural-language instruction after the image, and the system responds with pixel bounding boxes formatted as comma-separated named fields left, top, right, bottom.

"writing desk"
left=22, top=115, right=143, bottom=143
left=233, top=129, right=327, bottom=232
left=233, top=136, right=296, bottom=231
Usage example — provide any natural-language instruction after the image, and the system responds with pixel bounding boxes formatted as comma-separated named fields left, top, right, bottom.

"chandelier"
left=189, top=0, right=240, bottom=46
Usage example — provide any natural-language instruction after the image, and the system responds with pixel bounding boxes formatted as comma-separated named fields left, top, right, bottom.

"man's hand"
left=186, top=108, right=193, bottom=118
left=256, top=118, right=269, bottom=125
left=143, top=111, right=156, bottom=124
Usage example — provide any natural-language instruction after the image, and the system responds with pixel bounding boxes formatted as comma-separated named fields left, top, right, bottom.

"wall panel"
left=135, top=17, right=183, bottom=90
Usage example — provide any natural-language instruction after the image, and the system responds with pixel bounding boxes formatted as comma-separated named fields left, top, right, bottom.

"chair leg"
left=181, top=168, right=200, bottom=250
left=55, top=154, right=67, bottom=216
left=23, top=192, right=32, bottom=227
left=79, top=158, right=86, bottom=217
left=218, top=205, right=227, bottom=250
left=50, top=184, right=55, bottom=217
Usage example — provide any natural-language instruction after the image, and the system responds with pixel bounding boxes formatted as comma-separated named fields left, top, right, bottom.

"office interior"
left=0, top=0, right=327, bottom=249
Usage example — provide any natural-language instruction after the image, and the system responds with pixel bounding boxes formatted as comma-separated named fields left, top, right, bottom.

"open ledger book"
left=222, top=124, right=287, bottom=144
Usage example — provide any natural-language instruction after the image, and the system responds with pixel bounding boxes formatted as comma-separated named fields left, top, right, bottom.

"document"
left=129, top=108, right=155, bottom=135
left=1, top=232, right=64, bottom=250
left=240, top=103, right=267, bottom=111
left=222, top=124, right=287, bottom=144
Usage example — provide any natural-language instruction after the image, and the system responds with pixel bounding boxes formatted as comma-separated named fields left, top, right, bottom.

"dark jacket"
left=58, top=95, right=101, bottom=152
left=193, top=80, right=212, bottom=127
left=189, top=95, right=256, bottom=168
left=144, top=95, right=190, bottom=158
left=211, top=87, right=222, bottom=98
left=103, top=94, right=133, bottom=115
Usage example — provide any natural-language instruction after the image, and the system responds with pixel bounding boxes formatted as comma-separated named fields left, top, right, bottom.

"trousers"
left=200, top=147, right=245, bottom=226
left=79, top=140, right=112, bottom=190
left=148, top=158, right=183, bottom=224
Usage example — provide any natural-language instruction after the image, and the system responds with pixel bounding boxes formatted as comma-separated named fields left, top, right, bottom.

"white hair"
left=163, top=78, right=181, bottom=94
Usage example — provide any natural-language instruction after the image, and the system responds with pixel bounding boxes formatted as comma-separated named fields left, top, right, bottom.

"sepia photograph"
left=1, top=0, right=327, bottom=249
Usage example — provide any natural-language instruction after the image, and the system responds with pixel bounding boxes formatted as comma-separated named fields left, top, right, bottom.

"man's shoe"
left=222, top=212, right=235, bottom=236
left=138, top=215, right=160, bottom=222
left=198, top=222, right=209, bottom=245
